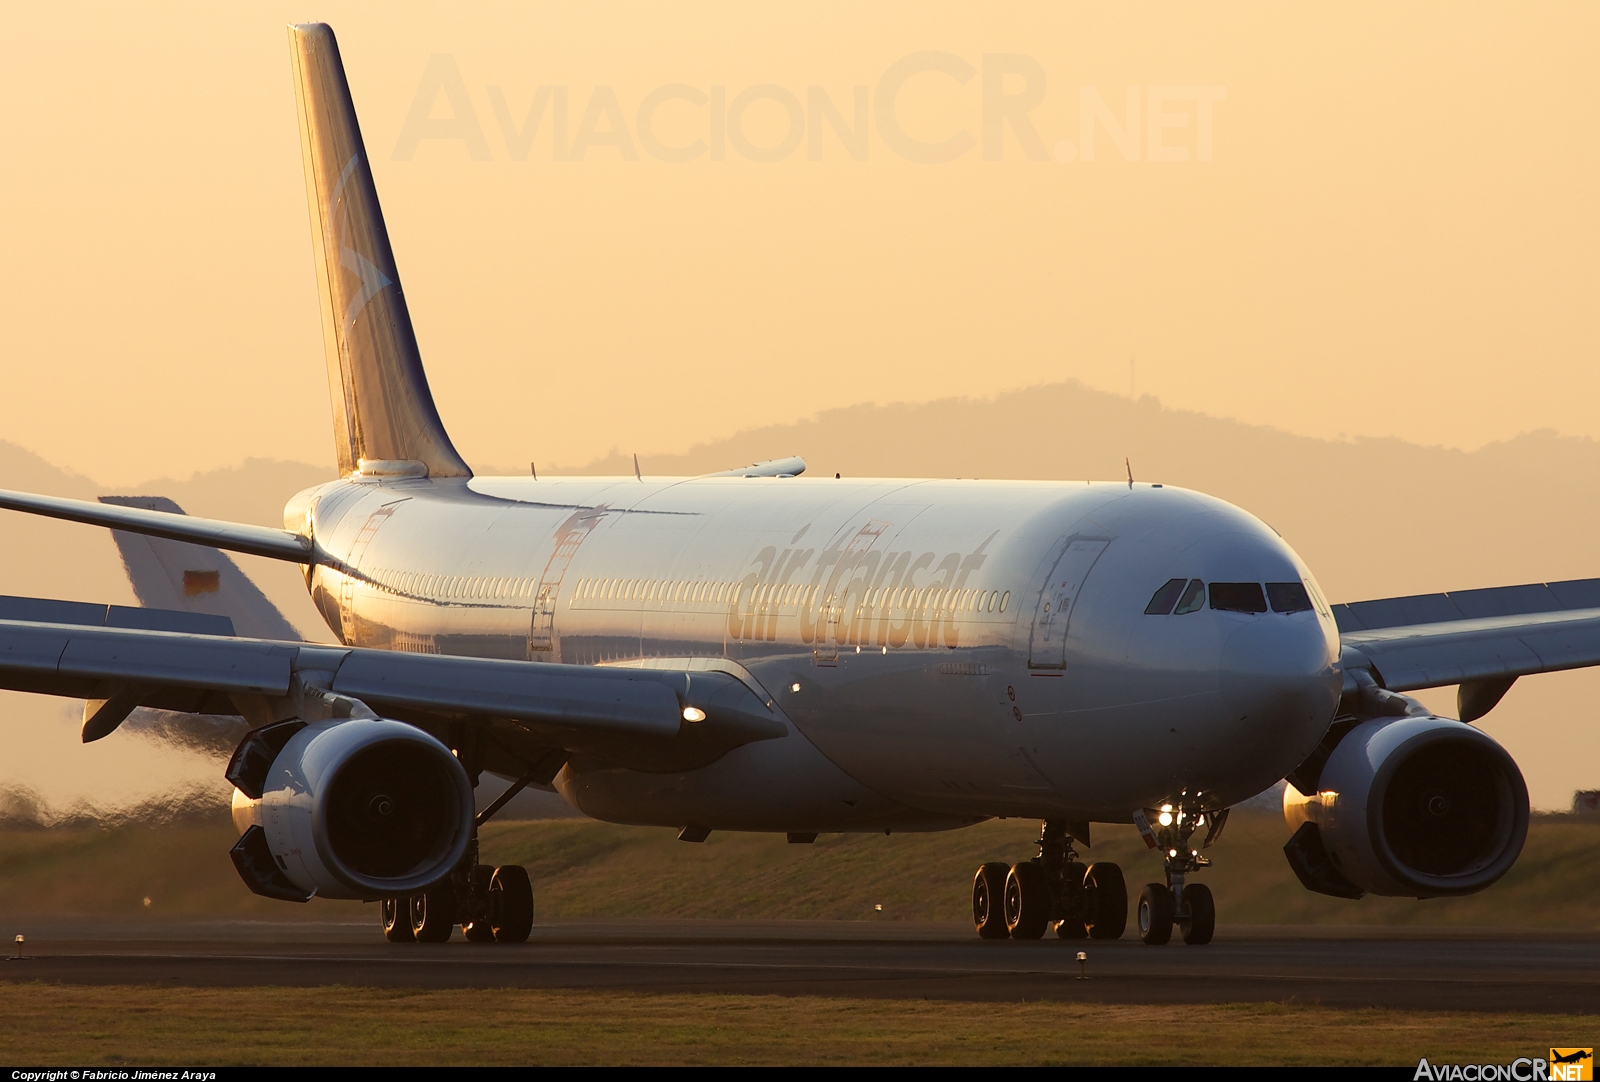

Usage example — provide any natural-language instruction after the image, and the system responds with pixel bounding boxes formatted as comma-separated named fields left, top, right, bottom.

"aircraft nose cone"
left=1219, top=616, right=1340, bottom=750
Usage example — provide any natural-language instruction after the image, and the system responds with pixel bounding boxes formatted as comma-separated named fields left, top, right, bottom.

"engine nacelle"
left=227, top=718, right=474, bottom=901
left=1283, top=715, right=1528, bottom=899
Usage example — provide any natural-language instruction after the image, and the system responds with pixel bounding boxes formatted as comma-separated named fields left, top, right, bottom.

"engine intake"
left=228, top=718, right=473, bottom=901
left=1283, top=715, right=1528, bottom=898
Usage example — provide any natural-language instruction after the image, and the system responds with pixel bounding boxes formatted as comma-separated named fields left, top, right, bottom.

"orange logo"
left=1551, top=1049, right=1593, bottom=1082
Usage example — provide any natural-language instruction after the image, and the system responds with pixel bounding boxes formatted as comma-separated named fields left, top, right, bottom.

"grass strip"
left=0, top=983, right=1587, bottom=1066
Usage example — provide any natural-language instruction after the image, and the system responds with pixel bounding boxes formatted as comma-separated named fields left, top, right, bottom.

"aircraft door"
left=1027, top=538, right=1109, bottom=669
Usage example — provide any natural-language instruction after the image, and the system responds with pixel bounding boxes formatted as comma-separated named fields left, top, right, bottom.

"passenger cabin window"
left=1145, top=578, right=1188, bottom=615
left=1209, top=582, right=1268, bottom=614
left=1267, top=581, right=1313, bottom=613
left=1173, top=579, right=1206, bottom=614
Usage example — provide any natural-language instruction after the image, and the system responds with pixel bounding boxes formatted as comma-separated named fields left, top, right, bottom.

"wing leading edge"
left=1337, top=577, right=1600, bottom=718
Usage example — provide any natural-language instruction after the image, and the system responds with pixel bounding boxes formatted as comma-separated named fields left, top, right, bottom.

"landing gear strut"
left=1134, top=797, right=1225, bottom=946
left=971, top=820, right=1127, bottom=941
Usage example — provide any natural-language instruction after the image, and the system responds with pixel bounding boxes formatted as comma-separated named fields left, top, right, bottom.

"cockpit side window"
left=1173, top=579, right=1206, bottom=614
left=1209, top=582, right=1268, bottom=613
left=1267, top=581, right=1313, bottom=613
left=1145, top=578, right=1188, bottom=615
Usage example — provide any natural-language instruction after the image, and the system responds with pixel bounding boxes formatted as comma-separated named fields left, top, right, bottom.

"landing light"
left=682, top=707, right=706, bottom=723
left=790, top=683, right=802, bottom=693
left=1158, top=811, right=1173, bottom=826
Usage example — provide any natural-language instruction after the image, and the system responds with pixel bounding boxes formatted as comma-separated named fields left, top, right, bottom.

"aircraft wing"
left=0, top=594, right=785, bottom=773
left=1336, top=578, right=1600, bottom=717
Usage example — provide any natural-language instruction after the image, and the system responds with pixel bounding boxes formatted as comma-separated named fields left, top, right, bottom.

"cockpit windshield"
left=1208, top=583, right=1268, bottom=613
left=1266, top=581, right=1313, bottom=613
left=1144, top=578, right=1187, bottom=615
left=1146, top=578, right=1316, bottom=616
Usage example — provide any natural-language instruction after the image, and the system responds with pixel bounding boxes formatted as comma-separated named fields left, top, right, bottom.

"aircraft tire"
left=1180, top=883, right=1215, bottom=945
left=1005, top=861, right=1049, bottom=940
left=972, top=861, right=1011, bottom=939
left=381, top=897, right=414, bottom=943
left=1137, top=883, right=1174, bottom=946
left=411, top=885, right=456, bottom=943
left=490, top=865, right=534, bottom=944
left=1083, top=862, right=1127, bottom=940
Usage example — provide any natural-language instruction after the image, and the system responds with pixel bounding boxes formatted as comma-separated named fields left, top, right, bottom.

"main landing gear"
left=383, top=741, right=546, bottom=944
left=381, top=830, right=534, bottom=945
left=1133, top=798, right=1226, bottom=946
left=971, top=820, right=1127, bottom=941
left=382, top=862, right=532, bottom=944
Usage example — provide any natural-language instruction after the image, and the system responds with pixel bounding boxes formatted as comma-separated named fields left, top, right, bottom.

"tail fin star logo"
left=1551, top=1049, right=1593, bottom=1081
left=329, top=153, right=394, bottom=339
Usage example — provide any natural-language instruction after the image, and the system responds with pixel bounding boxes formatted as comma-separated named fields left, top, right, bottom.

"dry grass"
left=0, top=983, right=1585, bottom=1066
left=4, top=813, right=1599, bottom=927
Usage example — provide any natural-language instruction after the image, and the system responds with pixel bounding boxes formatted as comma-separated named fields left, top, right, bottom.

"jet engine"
left=1282, top=715, right=1528, bottom=899
left=225, top=717, right=474, bottom=901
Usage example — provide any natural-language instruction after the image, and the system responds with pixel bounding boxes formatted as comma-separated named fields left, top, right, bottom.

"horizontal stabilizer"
left=0, top=487, right=314, bottom=564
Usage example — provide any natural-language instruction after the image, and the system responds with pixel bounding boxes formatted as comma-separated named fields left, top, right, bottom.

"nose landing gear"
left=970, top=820, right=1127, bottom=941
left=1133, top=798, right=1226, bottom=945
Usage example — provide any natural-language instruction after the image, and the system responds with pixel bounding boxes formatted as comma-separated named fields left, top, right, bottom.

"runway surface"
left=3, top=920, right=1595, bottom=1012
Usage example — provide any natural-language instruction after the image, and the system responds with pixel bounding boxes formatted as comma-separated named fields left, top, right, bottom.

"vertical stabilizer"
left=100, top=497, right=305, bottom=642
left=288, top=23, right=471, bottom=479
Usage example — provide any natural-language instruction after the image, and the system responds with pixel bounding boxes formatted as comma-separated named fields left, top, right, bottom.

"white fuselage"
left=289, top=473, right=1344, bottom=833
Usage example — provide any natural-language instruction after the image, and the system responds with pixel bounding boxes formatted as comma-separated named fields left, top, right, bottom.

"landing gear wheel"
left=410, top=884, right=456, bottom=943
left=490, top=865, right=534, bottom=944
left=1137, top=883, right=1174, bottom=946
left=381, top=897, right=414, bottom=943
left=972, top=862, right=1011, bottom=939
left=1180, top=883, right=1215, bottom=946
left=1083, top=862, right=1127, bottom=941
left=1004, top=861, right=1049, bottom=940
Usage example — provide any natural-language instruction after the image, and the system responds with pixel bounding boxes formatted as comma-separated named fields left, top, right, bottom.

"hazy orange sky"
left=0, top=3, right=1595, bottom=485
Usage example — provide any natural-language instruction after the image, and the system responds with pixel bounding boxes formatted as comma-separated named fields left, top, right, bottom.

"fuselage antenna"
left=634, top=453, right=642, bottom=482
left=530, top=461, right=537, bottom=480
left=1126, top=457, right=1134, bottom=490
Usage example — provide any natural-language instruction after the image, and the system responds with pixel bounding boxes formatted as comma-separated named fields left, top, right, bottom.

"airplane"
left=0, top=21, right=1593, bottom=946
